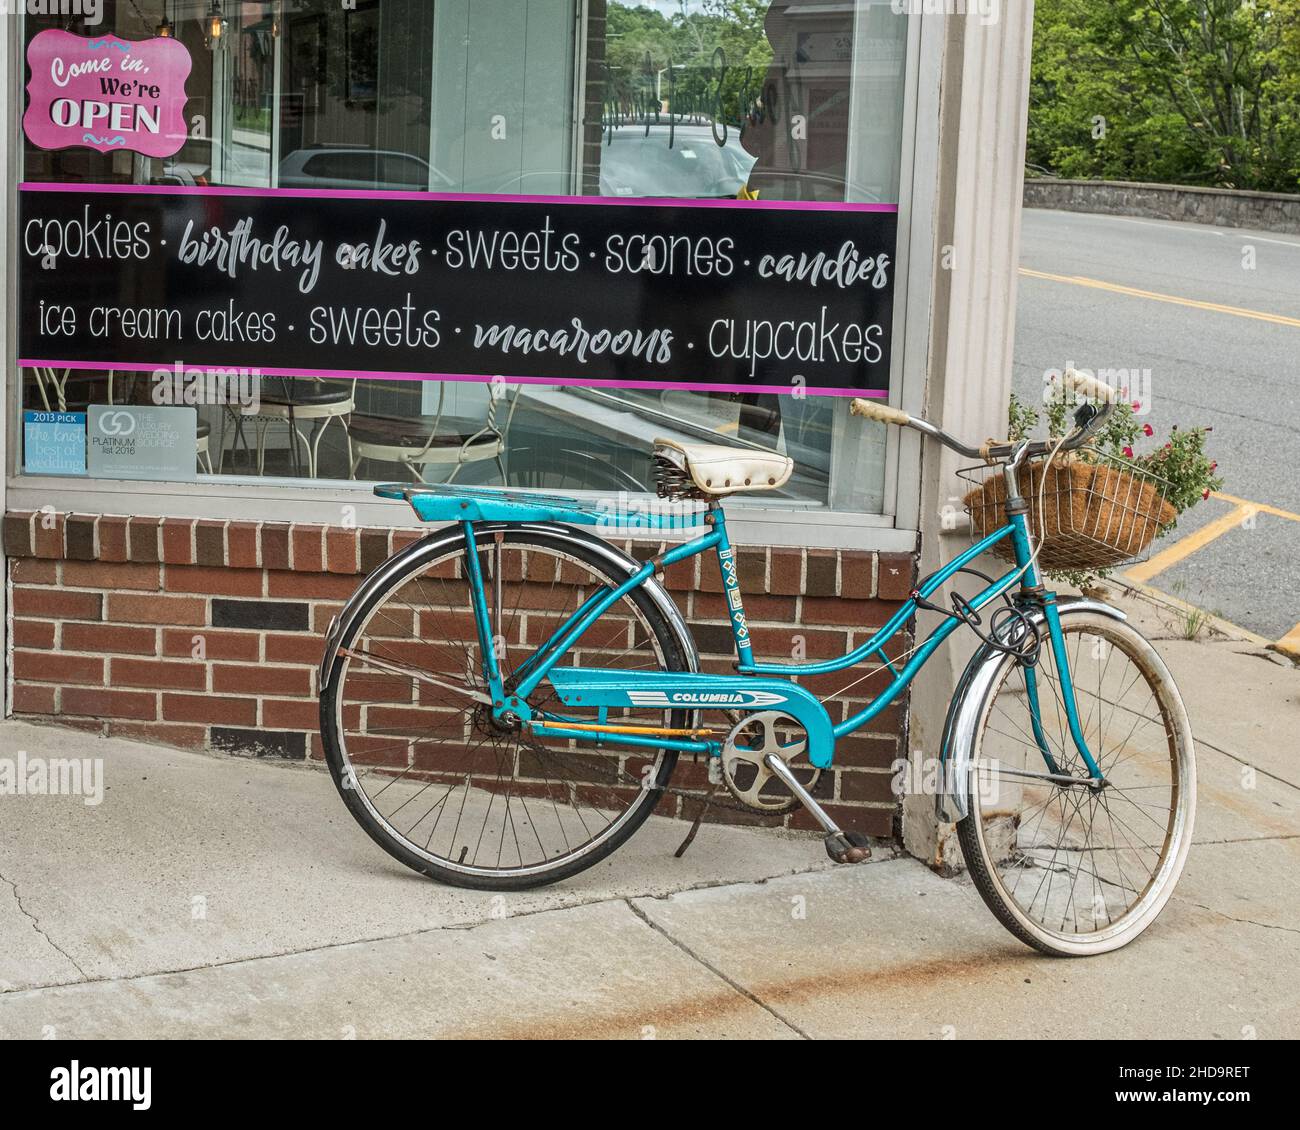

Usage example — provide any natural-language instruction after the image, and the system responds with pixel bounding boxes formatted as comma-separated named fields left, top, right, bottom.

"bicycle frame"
left=464, top=501, right=1103, bottom=780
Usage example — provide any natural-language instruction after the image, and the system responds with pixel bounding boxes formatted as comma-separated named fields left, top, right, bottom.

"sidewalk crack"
left=0, top=860, right=858, bottom=998
left=624, top=898, right=811, bottom=1040
left=1193, top=738, right=1300, bottom=794
left=0, top=869, right=87, bottom=980
left=436, top=860, right=842, bottom=931
left=1192, top=834, right=1300, bottom=846
left=1176, top=897, right=1300, bottom=936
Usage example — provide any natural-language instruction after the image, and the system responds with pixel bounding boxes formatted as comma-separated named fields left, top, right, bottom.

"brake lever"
left=1059, top=396, right=1114, bottom=453
left=1073, top=402, right=1100, bottom=430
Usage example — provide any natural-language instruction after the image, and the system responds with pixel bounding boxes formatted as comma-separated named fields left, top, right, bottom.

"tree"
left=603, top=2, right=773, bottom=130
left=1028, top=0, right=1300, bottom=192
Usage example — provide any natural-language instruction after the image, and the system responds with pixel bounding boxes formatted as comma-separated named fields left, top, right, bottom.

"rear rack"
left=374, top=482, right=710, bottom=530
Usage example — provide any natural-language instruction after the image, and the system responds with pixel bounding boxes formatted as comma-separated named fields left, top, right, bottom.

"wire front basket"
left=959, top=451, right=1177, bottom=573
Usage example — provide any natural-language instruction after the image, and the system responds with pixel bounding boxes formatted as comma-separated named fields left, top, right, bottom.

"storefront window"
left=16, top=1, right=909, bottom=514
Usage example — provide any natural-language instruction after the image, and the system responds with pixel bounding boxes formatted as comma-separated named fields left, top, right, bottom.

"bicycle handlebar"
left=848, top=399, right=911, bottom=427
left=1061, top=369, right=1120, bottom=403
left=851, top=369, right=1121, bottom=462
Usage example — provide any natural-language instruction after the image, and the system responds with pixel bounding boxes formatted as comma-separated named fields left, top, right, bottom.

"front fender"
left=934, top=599, right=1128, bottom=823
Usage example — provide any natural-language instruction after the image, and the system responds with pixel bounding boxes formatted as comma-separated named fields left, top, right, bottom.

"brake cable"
left=910, top=568, right=1042, bottom=666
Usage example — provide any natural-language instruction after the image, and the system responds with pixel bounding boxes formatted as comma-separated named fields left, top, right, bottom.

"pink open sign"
left=24, top=30, right=192, bottom=159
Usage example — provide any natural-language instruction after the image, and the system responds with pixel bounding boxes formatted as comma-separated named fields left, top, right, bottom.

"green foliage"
left=1139, top=424, right=1224, bottom=515
left=1029, top=0, right=1300, bottom=192
left=604, top=2, right=774, bottom=130
left=1006, top=393, right=1040, bottom=442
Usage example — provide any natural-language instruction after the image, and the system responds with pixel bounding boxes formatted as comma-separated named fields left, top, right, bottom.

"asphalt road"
left=1015, top=208, right=1300, bottom=644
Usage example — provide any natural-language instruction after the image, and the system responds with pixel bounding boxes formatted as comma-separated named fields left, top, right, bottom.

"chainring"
left=721, top=711, right=821, bottom=814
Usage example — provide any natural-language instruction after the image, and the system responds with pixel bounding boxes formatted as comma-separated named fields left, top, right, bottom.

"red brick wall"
left=4, top=510, right=917, bottom=839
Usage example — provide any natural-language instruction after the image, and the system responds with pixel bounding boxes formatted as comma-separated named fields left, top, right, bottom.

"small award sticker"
left=23, top=410, right=87, bottom=477
left=86, top=405, right=197, bottom=482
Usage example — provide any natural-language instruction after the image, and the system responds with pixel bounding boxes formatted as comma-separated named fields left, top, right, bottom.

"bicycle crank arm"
left=337, top=648, right=492, bottom=705
left=764, top=754, right=871, bottom=864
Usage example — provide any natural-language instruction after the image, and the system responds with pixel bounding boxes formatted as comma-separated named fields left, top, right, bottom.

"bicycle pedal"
left=823, top=830, right=872, bottom=865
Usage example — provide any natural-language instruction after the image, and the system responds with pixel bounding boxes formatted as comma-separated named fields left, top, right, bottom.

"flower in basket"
left=999, top=390, right=1223, bottom=586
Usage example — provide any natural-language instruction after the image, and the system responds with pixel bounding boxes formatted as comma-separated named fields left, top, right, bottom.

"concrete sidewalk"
left=0, top=591, right=1296, bottom=1039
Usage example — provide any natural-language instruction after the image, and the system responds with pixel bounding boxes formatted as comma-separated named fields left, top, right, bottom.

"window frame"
left=3, top=4, right=939, bottom=552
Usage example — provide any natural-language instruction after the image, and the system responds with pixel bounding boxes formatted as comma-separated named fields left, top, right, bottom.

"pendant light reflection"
left=207, top=1, right=227, bottom=49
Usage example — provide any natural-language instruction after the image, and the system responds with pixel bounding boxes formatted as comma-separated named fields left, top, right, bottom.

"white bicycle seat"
left=654, top=438, right=794, bottom=496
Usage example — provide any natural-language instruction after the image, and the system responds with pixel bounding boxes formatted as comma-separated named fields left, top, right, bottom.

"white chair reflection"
left=32, top=366, right=72, bottom=412
left=242, top=377, right=355, bottom=479
left=348, top=380, right=519, bottom=484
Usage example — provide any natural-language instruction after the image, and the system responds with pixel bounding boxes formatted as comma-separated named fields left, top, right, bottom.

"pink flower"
left=1131, top=401, right=1141, bottom=411
left=1143, top=423, right=1154, bottom=437
left=1122, top=445, right=1134, bottom=458
left=1203, top=489, right=1211, bottom=500
left=1211, top=461, right=1218, bottom=471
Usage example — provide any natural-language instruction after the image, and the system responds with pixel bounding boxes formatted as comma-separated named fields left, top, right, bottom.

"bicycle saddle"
left=654, top=438, right=793, bottom=496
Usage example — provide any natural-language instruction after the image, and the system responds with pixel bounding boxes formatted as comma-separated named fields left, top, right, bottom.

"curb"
left=1115, top=575, right=1273, bottom=647
left=1271, top=627, right=1300, bottom=663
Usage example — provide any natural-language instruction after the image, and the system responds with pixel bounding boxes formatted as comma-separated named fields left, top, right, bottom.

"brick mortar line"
left=7, top=512, right=894, bottom=559
left=13, top=636, right=313, bottom=659
left=22, top=577, right=901, bottom=605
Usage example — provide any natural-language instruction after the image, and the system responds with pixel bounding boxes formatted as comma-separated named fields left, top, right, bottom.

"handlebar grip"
left=850, top=399, right=911, bottom=427
left=979, top=439, right=1015, bottom=461
left=1062, top=369, right=1119, bottom=403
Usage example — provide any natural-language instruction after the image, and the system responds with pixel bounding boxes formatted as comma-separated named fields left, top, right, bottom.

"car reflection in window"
left=486, top=127, right=758, bottom=201
left=598, top=125, right=757, bottom=198
left=278, top=147, right=456, bottom=193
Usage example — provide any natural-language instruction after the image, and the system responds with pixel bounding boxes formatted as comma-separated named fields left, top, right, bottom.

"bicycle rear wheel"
left=320, top=526, right=694, bottom=890
left=957, top=610, right=1195, bottom=956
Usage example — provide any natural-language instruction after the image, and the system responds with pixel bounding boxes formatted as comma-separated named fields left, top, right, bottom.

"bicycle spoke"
left=965, top=621, right=1189, bottom=950
left=327, top=537, right=682, bottom=880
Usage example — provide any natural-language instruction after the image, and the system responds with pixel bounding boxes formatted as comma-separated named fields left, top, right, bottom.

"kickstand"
left=674, top=793, right=713, bottom=858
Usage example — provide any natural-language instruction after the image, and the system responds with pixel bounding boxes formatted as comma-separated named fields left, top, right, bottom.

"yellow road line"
left=1210, top=491, right=1300, bottom=523
left=1125, top=503, right=1257, bottom=583
left=1274, top=623, right=1300, bottom=661
left=1016, top=265, right=1300, bottom=639
left=1019, top=268, right=1300, bottom=329
left=1127, top=491, right=1299, bottom=650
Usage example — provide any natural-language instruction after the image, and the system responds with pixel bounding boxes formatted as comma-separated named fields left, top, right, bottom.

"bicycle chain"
left=509, top=710, right=779, bottom=819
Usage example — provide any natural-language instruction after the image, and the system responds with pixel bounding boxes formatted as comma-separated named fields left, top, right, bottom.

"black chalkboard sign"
left=19, top=185, right=897, bottom=397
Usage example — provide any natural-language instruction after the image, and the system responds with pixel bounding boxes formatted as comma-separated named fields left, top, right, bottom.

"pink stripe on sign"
left=18, top=359, right=890, bottom=400
left=19, top=181, right=900, bottom=214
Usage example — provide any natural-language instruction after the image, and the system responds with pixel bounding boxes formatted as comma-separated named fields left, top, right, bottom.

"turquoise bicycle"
left=320, top=372, right=1195, bottom=956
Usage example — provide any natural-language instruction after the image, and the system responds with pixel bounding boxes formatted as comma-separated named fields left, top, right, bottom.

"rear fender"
left=320, top=523, right=700, bottom=693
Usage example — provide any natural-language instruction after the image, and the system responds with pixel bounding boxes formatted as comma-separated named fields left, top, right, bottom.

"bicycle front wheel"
left=957, top=609, right=1196, bottom=956
left=320, top=526, right=694, bottom=890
